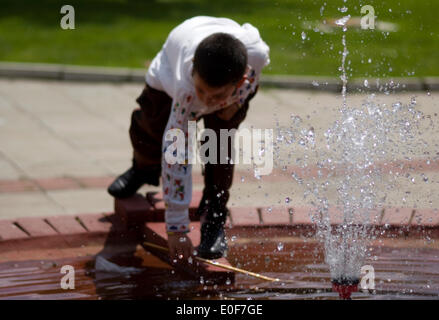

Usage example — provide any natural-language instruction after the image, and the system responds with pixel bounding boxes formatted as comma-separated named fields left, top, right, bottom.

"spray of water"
left=273, top=7, right=432, bottom=288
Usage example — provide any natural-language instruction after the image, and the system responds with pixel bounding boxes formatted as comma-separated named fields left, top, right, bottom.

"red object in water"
left=332, top=282, right=359, bottom=300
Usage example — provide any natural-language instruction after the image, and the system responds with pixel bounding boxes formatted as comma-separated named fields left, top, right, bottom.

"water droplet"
left=410, top=96, right=417, bottom=105
left=335, top=15, right=350, bottom=26
left=301, top=31, right=307, bottom=40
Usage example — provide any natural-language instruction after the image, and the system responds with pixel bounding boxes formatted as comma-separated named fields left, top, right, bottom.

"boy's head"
left=193, top=33, right=248, bottom=107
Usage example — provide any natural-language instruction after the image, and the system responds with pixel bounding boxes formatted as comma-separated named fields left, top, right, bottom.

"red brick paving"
left=260, top=206, right=291, bottom=225
left=1, top=158, right=439, bottom=193
left=409, top=208, right=439, bottom=226
left=114, top=191, right=203, bottom=227
left=76, top=213, right=112, bottom=233
left=0, top=190, right=438, bottom=246
left=381, top=207, right=415, bottom=226
left=76, top=176, right=114, bottom=188
left=290, top=207, right=314, bottom=224
left=229, top=207, right=260, bottom=226
left=0, top=220, right=29, bottom=240
left=15, top=217, right=58, bottom=237
left=34, top=177, right=81, bottom=190
left=0, top=199, right=437, bottom=287
left=114, top=193, right=155, bottom=226
left=0, top=179, right=39, bottom=193
left=45, top=216, right=87, bottom=235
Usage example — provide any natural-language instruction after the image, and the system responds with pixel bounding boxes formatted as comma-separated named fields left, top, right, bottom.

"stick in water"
left=143, top=241, right=295, bottom=283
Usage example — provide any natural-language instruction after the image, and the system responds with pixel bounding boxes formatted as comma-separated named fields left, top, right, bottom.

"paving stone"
left=0, top=179, right=39, bottom=193
left=260, top=206, right=290, bottom=225
left=290, top=207, right=315, bottom=224
left=15, top=217, right=58, bottom=237
left=77, top=176, right=114, bottom=188
left=229, top=207, right=260, bottom=226
left=45, top=216, right=87, bottom=235
left=409, top=208, right=439, bottom=226
left=76, top=213, right=112, bottom=233
left=34, top=177, right=80, bottom=190
left=381, top=207, right=414, bottom=226
left=0, top=192, right=65, bottom=219
left=114, top=193, right=155, bottom=228
left=0, top=220, right=29, bottom=240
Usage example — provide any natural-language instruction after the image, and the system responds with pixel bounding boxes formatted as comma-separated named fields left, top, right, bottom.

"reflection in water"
left=0, top=237, right=438, bottom=300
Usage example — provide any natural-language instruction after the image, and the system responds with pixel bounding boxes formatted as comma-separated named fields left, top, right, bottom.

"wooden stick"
left=143, top=241, right=291, bottom=283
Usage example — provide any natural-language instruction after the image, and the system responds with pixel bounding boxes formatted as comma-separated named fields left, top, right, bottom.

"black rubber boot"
left=107, top=159, right=160, bottom=198
left=196, top=188, right=229, bottom=259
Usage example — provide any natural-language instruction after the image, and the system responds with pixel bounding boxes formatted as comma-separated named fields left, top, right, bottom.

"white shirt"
left=145, top=16, right=270, bottom=232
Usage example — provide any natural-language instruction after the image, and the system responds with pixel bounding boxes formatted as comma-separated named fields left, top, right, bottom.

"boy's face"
left=193, top=72, right=237, bottom=108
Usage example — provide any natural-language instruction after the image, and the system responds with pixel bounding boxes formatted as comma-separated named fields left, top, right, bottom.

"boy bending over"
left=108, top=16, right=270, bottom=261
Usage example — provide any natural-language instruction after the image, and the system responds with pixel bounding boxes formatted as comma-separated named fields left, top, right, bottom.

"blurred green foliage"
left=0, top=0, right=438, bottom=77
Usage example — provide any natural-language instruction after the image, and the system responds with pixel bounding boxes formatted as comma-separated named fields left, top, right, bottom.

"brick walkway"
left=1, top=78, right=438, bottom=223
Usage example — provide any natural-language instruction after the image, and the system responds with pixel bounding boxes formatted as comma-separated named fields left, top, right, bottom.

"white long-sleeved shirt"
left=145, top=16, right=270, bottom=232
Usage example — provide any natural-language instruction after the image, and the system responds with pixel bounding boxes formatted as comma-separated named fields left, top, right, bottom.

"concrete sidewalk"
left=0, top=78, right=438, bottom=222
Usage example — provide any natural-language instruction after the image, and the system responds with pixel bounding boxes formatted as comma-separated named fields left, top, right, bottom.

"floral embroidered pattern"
left=162, top=67, right=259, bottom=232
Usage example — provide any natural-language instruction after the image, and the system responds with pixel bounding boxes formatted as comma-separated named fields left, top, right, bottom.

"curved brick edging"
left=1, top=191, right=438, bottom=246
left=0, top=62, right=437, bottom=92
left=0, top=192, right=437, bottom=282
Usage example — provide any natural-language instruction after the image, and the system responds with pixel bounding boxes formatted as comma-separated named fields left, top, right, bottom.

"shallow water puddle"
left=0, top=237, right=438, bottom=300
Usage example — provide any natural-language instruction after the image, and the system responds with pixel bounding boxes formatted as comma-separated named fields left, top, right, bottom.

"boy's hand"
left=216, top=103, right=240, bottom=121
left=168, top=232, right=194, bottom=261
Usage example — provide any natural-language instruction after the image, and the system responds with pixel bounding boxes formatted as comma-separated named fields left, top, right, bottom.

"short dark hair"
left=193, top=33, right=248, bottom=87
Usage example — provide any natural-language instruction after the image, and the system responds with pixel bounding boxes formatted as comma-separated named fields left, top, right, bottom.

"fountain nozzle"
left=331, top=278, right=359, bottom=300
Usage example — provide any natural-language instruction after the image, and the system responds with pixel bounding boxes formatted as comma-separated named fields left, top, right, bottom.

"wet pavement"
left=1, top=230, right=438, bottom=300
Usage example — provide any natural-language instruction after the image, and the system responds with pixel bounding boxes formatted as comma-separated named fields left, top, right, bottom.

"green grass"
left=0, top=0, right=438, bottom=77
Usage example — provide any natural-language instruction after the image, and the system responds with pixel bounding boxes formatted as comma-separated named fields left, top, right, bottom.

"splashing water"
left=273, top=8, right=432, bottom=291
